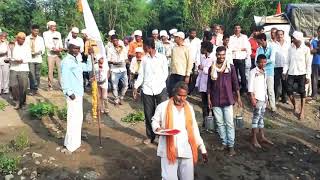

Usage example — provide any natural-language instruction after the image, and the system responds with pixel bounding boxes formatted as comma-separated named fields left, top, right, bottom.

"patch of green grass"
left=57, top=106, right=67, bottom=121
left=264, top=118, right=274, bottom=129
left=121, top=111, right=145, bottom=123
left=0, top=100, right=8, bottom=111
left=28, top=102, right=57, bottom=119
left=0, top=153, right=20, bottom=174
left=0, top=145, right=11, bottom=154
left=10, top=132, right=30, bottom=151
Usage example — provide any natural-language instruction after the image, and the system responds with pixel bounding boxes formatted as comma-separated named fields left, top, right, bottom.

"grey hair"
left=172, top=81, right=189, bottom=96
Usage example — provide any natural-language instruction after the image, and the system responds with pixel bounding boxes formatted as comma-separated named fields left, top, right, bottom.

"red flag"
left=276, top=1, right=282, bottom=14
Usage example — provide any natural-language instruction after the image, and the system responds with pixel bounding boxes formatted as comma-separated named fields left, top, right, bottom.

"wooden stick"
left=90, top=51, right=102, bottom=146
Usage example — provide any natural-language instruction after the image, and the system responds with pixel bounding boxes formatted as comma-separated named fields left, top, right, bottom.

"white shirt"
left=25, top=35, right=45, bottom=63
left=0, top=41, right=8, bottom=65
left=248, top=67, right=267, bottom=101
left=65, top=37, right=84, bottom=53
left=43, top=30, right=63, bottom=56
left=94, top=62, right=109, bottom=89
left=10, top=42, right=31, bottom=72
left=129, top=57, right=143, bottom=74
left=215, top=33, right=223, bottom=46
left=184, top=37, right=201, bottom=65
left=229, top=34, right=251, bottom=60
left=274, top=40, right=290, bottom=68
left=107, top=45, right=127, bottom=73
left=283, top=44, right=311, bottom=76
left=134, top=53, right=168, bottom=95
left=152, top=100, right=207, bottom=158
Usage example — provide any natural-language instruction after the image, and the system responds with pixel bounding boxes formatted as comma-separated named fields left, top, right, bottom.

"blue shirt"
left=256, top=44, right=275, bottom=76
left=311, top=38, right=320, bottom=64
left=61, top=54, right=92, bottom=97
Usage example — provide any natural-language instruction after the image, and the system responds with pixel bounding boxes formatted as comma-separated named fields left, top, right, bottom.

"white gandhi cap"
left=71, top=27, right=79, bottom=33
left=68, top=39, right=81, bottom=47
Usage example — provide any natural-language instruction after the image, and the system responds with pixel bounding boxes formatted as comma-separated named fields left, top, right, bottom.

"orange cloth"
left=128, top=41, right=143, bottom=57
left=165, top=98, right=198, bottom=164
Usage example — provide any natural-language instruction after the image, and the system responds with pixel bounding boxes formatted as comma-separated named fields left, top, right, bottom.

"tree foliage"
left=0, top=0, right=309, bottom=40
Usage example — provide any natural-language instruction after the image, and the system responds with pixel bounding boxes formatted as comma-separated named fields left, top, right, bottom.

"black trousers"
left=10, top=71, right=28, bottom=106
left=274, top=67, right=288, bottom=102
left=167, top=74, right=185, bottom=97
left=200, top=92, right=209, bottom=127
left=142, top=89, right=167, bottom=141
left=233, top=59, right=247, bottom=93
left=311, top=64, right=320, bottom=98
left=28, top=63, right=41, bottom=91
left=188, top=64, right=198, bottom=95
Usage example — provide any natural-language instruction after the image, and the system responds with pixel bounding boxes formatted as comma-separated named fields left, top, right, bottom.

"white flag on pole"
left=81, top=0, right=107, bottom=62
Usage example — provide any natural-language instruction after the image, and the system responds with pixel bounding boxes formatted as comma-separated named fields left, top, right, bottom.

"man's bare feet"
left=216, top=144, right=227, bottom=151
left=251, top=137, right=262, bottom=148
left=13, top=101, right=20, bottom=110
left=260, top=137, right=274, bottom=145
left=228, top=147, right=236, bottom=156
left=299, top=112, right=304, bottom=120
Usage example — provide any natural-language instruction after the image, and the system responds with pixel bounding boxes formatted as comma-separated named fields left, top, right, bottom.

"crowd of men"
left=0, top=21, right=319, bottom=180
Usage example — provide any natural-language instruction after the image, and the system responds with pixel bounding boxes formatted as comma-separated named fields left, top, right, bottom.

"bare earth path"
left=0, top=78, right=319, bottom=180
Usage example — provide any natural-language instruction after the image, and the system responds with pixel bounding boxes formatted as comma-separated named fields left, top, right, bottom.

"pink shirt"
left=195, top=53, right=214, bottom=92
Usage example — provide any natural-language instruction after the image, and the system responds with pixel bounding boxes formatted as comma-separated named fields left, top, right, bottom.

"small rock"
left=299, top=159, right=303, bottom=162
left=315, top=134, right=320, bottom=139
left=22, top=168, right=27, bottom=171
left=56, top=147, right=61, bottom=151
left=83, top=171, right=100, bottom=180
left=131, top=166, right=136, bottom=170
left=5, top=174, right=14, bottom=180
left=54, top=164, right=58, bottom=167
left=282, top=167, right=288, bottom=170
left=292, top=146, right=297, bottom=150
left=17, top=170, right=23, bottom=175
left=30, top=171, right=37, bottom=179
left=49, top=157, right=56, bottom=161
left=20, top=176, right=26, bottom=180
left=288, top=151, right=294, bottom=155
left=76, top=170, right=80, bottom=174
left=42, top=159, right=48, bottom=163
left=35, top=160, right=40, bottom=165
left=32, top=152, right=42, bottom=159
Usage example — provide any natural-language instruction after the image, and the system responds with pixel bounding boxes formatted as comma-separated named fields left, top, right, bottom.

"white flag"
left=81, top=0, right=107, bottom=62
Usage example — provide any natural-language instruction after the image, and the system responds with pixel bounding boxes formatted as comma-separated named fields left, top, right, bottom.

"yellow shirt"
left=170, top=45, right=192, bottom=76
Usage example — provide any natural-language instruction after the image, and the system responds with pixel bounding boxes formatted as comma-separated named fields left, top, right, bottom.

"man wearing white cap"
left=43, top=21, right=63, bottom=90
left=160, top=30, right=174, bottom=64
left=152, top=29, right=165, bottom=54
left=128, top=30, right=143, bottom=58
left=0, top=31, right=9, bottom=94
left=167, top=32, right=192, bottom=97
left=129, top=47, right=144, bottom=85
left=169, top=28, right=178, bottom=43
left=283, top=31, right=311, bottom=120
left=25, top=24, right=45, bottom=95
left=133, top=38, right=168, bottom=144
left=61, top=38, right=92, bottom=153
left=8, top=32, right=31, bottom=109
left=65, top=27, right=84, bottom=54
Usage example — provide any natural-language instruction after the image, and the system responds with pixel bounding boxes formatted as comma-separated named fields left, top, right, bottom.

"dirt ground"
left=0, top=78, right=319, bottom=180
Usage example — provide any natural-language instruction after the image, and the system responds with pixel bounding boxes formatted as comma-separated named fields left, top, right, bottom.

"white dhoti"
left=0, top=64, right=10, bottom=93
left=64, top=96, right=83, bottom=152
left=161, top=157, right=194, bottom=180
